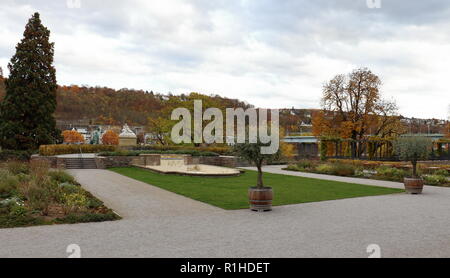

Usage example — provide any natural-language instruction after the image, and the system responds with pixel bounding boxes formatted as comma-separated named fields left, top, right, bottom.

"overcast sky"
left=0, top=0, right=449, bottom=119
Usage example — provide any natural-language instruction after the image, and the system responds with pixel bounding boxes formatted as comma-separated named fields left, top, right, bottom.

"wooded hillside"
left=0, top=79, right=252, bottom=127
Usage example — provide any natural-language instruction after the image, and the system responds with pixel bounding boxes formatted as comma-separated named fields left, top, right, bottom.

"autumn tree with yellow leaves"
left=313, top=68, right=405, bottom=155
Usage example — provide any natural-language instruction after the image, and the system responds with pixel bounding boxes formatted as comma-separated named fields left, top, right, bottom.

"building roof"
left=283, top=136, right=318, bottom=143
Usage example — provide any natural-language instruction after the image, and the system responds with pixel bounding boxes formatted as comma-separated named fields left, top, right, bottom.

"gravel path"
left=0, top=168, right=449, bottom=258
left=70, top=169, right=222, bottom=219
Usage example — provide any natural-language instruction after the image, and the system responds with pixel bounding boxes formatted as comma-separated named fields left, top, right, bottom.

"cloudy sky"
left=0, top=0, right=449, bottom=119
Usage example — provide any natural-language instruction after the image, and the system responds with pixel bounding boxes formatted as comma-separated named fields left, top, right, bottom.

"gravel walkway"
left=0, top=168, right=449, bottom=258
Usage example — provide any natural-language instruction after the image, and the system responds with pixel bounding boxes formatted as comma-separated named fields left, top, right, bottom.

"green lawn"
left=110, top=167, right=404, bottom=210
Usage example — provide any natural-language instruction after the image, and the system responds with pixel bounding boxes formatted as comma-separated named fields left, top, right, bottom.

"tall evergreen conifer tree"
left=0, top=13, right=61, bottom=150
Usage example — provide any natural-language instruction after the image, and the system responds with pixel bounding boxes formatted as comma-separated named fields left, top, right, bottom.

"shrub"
left=5, top=161, right=30, bottom=175
left=87, top=197, right=104, bottom=209
left=328, top=159, right=384, bottom=169
left=102, top=130, right=119, bottom=145
left=296, top=160, right=315, bottom=170
left=62, top=193, right=89, bottom=213
left=0, top=150, right=32, bottom=161
left=0, top=175, right=19, bottom=198
left=39, top=144, right=116, bottom=156
left=9, top=204, right=28, bottom=217
left=331, top=163, right=357, bottom=176
left=26, top=177, right=60, bottom=215
left=0, top=197, right=23, bottom=208
left=354, top=169, right=373, bottom=178
left=62, top=130, right=85, bottom=144
left=16, top=173, right=32, bottom=183
left=98, top=150, right=135, bottom=156
left=315, top=164, right=334, bottom=175
left=375, top=166, right=407, bottom=182
left=285, top=164, right=300, bottom=171
left=59, top=183, right=82, bottom=194
left=434, top=169, right=449, bottom=177
left=56, top=212, right=119, bottom=224
left=424, top=175, right=448, bottom=186
left=0, top=213, right=46, bottom=228
left=49, top=170, right=76, bottom=184
left=314, top=163, right=356, bottom=176
left=29, top=160, right=50, bottom=178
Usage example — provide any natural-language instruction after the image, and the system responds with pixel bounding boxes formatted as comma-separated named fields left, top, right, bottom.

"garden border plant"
left=0, top=160, right=120, bottom=228
left=285, top=158, right=449, bottom=187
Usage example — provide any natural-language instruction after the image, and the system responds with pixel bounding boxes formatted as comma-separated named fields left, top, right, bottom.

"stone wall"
left=183, top=155, right=252, bottom=167
left=56, top=158, right=66, bottom=169
left=196, top=156, right=237, bottom=167
left=99, top=154, right=244, bottom=168
left=140, top=154, right=161, bottom=166
left=31, top=154, right=246, bottom=169
left=97, top=156, right=143, bottom=168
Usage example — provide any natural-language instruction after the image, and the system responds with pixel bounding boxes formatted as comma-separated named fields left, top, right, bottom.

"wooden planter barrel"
left=404, top=178, right=424, bottom=194
left=248, top=187, right=273, bottom=212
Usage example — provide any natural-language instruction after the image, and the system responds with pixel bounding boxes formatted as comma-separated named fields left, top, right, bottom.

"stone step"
left=64, top=158, right=97, bottom=169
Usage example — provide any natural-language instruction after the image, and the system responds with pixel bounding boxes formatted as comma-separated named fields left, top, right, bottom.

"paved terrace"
left=0, top=166, right=449, bottom=258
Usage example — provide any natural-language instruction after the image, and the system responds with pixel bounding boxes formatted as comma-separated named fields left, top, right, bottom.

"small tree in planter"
left=394, top=136, right=432, bottom=194
left=234, top=140, right=280, bottom=211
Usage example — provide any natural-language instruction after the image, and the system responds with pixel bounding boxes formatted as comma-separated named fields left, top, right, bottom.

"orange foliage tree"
left=313, top=68, right=406, bottom=158
left=62, top=130, right=84, bottom=144
left=102, top=130, right=119, bottom=145
left=314, top=68, right=404, bottom=140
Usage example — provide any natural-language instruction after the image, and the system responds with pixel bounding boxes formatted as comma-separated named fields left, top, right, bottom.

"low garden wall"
left=31, top=154, right=247, bottom=169
left=96, top=156, right=142, bottom=168
left=187, top=156, right=239, bottom=168
left=99, top=154, right=246, bottom=168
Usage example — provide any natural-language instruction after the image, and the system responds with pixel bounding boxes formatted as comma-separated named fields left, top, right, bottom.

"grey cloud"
left=0, top=0, right=449, bottom=118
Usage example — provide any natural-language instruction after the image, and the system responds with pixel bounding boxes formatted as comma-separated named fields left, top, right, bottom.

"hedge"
left=39, top=144, right=117, bottom=156
left=39, top=144, right=232, bottom=156
left=0, top=150, right=32, bottom=161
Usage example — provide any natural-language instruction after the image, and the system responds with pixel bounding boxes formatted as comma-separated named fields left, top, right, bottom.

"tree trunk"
left=412, top=160, right=418, bottom=178
left=256, top=164, right=264, bottom=188
left=351, top=131, right=358, bottom=158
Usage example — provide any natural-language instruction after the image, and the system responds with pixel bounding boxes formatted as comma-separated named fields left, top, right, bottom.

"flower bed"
left=285, top=159, right=450, bottom=187
left=0, top=161, right=120, bottom=228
